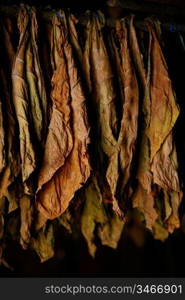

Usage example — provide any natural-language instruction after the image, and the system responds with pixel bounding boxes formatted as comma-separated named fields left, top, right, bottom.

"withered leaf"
left=37, top=12, right=90, bottom=220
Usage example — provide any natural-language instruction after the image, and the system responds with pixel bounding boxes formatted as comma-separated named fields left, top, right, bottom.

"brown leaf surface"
left=30, top=224, right=54, bottom=263
left=107, top=18, right=139, bottom=213
left=20, top=195, right=34, bottom=249
left=37, top=12, right=90, bottom=220
left=81, top=176, right=124, bottom=257
left=12, top=5, right=48, bottom=185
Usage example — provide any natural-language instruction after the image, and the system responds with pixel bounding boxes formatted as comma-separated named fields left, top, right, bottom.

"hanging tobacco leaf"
left=106, top=17, right=139, bottom=213
left=30, top=223, right=55, bottom=262
left=36, top=11, right=90, bottom=221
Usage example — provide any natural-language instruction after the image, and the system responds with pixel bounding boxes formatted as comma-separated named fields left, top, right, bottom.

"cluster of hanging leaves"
left=0, top=4, right=183, bottom=267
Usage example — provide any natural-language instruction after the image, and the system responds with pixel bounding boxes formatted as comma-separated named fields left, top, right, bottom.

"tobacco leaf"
left=145, top=20, right=180, bottom=162
left=12, top=5, right=48, bottom=186
left=152, top=135, right=180, bottom=192
left=37, top=14, right=73, bottom=192
left=25, top=8, right=48, bottom=146
left=20, top=195, right=34, bottom=249
left=58, top=209, right=72, bottom=233
left=81, top=177, right=124, bottom=256
left=130, top=17, right=181, bottom=236
left=129, top=16, right=158, bottom=229
left=81, top=177, right=108, bottom=257
left=0, top=94, right=6, bottom=174
left=12, top=5, right=36, bottom=184
left=98, top=213, right=124, bottom=249
left=145, top=20, right=182, bottom=233
left=67, top=13, right=83, bottom=65
left=12, top=5, right=49, bottom=248
left=37, top=12, right=90, bottom=220
left=152, top=219, right=169, bottom=241
left=30, top=223, right=54, bottom=263
left=0, top=197, right=6, bottom=240
left=0, top=49, right=20, bottom=209
left=164, top=190, right=182, bottom=233
left=132, top=183, right=158, bottom=230
left=106, top=18, right=139, bottom=213
left=82, top=12, right=121, bottom=215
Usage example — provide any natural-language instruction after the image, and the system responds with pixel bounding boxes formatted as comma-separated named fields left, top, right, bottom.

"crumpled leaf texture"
left=81, top=177, right=123, bottom=257
left=0, top=7, right=183, bottom=262
left=12, top=5, right=48, bottom=185
left=130, top=17, right=181, bottom=236
left=36, top=12, right=90, bottom=220
left=107, top=17, right=139, bottom=214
